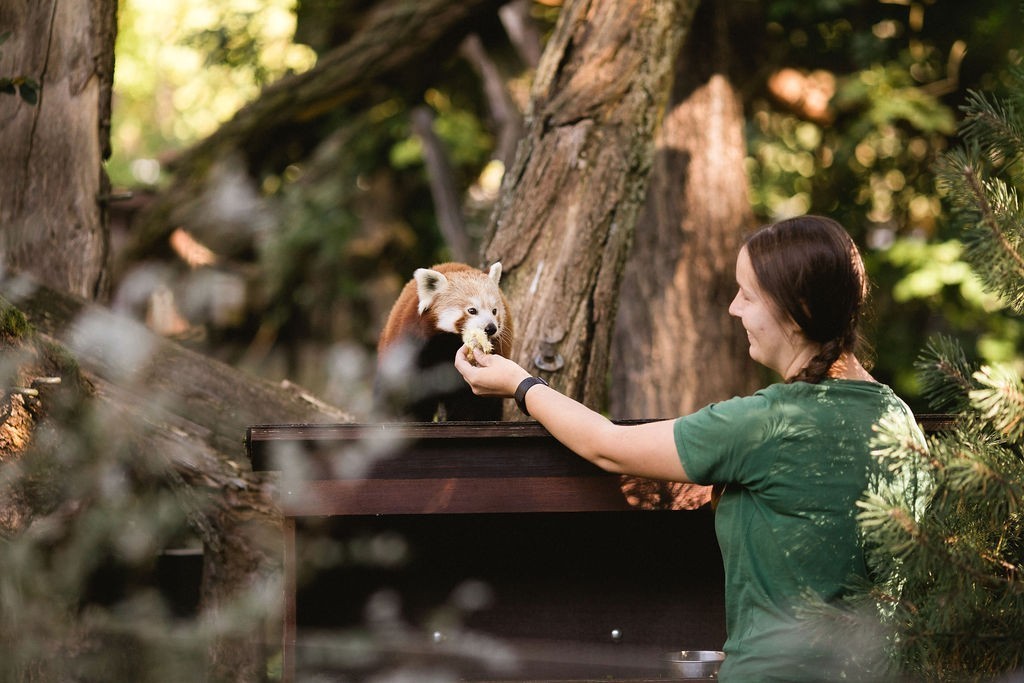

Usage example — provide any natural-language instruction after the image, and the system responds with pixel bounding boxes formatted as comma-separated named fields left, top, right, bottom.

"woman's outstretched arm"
left=455, top=346, right=691, bottom=482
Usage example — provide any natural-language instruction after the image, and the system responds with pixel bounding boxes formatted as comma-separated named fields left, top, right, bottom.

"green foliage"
left=181, top=12, right=275, bottom=87
left=0, top=31, right=41, bottom=105
left=852, top=46, right=1024, bottom=681
left=934, top=79, right=1024, bottom=314
left=747, top=0, right=1023, bottom=407
left=108, top=0, right=316, bottom=186
left=859, top=410, right=1024, bottom=678
left=957, top=82, right=1024, bottom=169
left=914, top=334, right=976, bottom=412
left=971, top=363, right=1024, bottom=442
left=0, top=296, right=33, bottom=341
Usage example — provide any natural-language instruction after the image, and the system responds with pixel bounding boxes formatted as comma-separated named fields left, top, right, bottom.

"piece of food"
left=462, top=327, right=493, bottom=361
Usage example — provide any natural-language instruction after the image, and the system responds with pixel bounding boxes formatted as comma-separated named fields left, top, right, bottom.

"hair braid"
left=789, top=338, right=844, bottom=384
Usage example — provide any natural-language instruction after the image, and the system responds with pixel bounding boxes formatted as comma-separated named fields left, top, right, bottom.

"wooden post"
left=282, top=518, right=297, bottom=683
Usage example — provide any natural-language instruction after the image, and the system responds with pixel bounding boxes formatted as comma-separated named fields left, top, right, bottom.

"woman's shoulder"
left=693, top=380, right=902, bottom=422
left=755, top=379, right=906, bottom=411
left=769, top=378, right=893, bottom=395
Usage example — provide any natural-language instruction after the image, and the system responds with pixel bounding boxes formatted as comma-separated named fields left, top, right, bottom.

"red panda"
left=376, top=262, right=514, bottom=421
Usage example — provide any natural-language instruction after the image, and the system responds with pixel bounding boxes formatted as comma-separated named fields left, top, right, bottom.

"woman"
left=455, top=215, right=925, bottom=681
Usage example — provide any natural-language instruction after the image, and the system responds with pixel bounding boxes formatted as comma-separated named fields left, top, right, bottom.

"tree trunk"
left=0, top=0, right=117, bottom=301
left=484, top=0, right=697, bottom=416
left=611, top=0, right=761, bottom=509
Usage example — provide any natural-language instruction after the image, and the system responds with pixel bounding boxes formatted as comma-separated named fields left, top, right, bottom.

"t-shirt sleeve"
left=673, top=391, right=777, bottom=486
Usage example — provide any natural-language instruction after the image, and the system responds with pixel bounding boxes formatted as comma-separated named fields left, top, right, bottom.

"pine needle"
left=914, top=335, right=976, bottom=412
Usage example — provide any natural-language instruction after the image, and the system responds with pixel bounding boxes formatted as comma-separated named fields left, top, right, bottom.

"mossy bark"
left=0, top=0, right=117, bottom=301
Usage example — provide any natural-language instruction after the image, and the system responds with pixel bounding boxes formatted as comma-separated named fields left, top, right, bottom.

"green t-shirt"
left=674, top=379, right=923, bottom=682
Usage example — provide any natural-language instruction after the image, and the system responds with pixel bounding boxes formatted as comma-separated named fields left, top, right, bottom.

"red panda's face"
left=414, top=263, right=508, bottom=344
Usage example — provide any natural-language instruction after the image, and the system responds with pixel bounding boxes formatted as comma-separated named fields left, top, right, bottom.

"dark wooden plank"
left=249, top=415, right=955, bottom=480
left=249, top=420, right=548, bottom=443
left=255, top=437, right=613, bottom=479
left=277, top=477, right=631, bottom=516
left=248, top=421, right=634, bottom=479
left=917, top=413, right=958, bottom=433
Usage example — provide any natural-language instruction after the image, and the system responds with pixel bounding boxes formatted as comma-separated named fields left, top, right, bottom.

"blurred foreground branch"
left=0, top=274, right=350, bottom=681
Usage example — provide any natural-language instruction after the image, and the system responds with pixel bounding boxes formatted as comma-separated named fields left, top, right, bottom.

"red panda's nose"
left=484, top=322, right=498, bottom=337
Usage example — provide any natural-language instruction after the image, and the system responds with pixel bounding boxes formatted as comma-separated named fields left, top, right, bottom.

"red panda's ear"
left=488, top=262, right=502, bottom=284
left=414, top=268, right=448, bottom=314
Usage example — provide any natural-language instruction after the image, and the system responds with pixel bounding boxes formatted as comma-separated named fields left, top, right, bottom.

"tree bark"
left=611, top=0, right=761, bottom=509
left=484, top=0, right=697, bottom=415
left=0, top=0, right=117, bottom=301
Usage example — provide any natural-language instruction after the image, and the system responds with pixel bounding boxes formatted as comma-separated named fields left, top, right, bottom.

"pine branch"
left=913, top=334, right=976, bottom=411
left=859, top=44, right=1024, bottom=680
left=933, top=59, right=1024, bottom=312
left=970, top=364, right=1024, bottom=443
left=939, top=434, right=1024, bottom=525
left=858, top=410, right=1024, bottom=678
left=958, top=89, right=1024, bottom=172
left=936, top=148, right=1024, bottom=312
left=857, top=493, right=923, bottom=561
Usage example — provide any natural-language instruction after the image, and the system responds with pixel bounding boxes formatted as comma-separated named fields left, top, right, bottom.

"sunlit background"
left=102, top=0, right=1024, bottom=411
left=4, top=3, right=1023, bottom=681
left=110, top=0, right=317, bottom=187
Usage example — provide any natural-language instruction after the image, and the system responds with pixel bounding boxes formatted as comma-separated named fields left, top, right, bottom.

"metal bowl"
left=664, top=650, right=725, bottom=679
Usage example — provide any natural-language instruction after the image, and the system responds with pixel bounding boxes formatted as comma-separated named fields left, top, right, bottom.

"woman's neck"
left=828, top=353, right=877, bottom=382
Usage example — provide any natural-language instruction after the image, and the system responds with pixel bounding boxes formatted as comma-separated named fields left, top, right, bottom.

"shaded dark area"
left=295, top=510, right=725, bottom=679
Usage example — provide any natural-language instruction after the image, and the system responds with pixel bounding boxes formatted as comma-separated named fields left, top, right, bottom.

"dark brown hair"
left=744, top=215, right=869, bottom=384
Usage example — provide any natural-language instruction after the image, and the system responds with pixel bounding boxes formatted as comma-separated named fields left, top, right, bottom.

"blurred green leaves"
left=745, top=0, right=1022, bottom=406
left=109, top=0, right=316, bottom=187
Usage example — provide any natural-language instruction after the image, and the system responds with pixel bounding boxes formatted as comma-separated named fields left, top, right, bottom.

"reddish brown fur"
left=375, top=262, right=513, bottom=421
left=377, top=262, right=513, bottom=361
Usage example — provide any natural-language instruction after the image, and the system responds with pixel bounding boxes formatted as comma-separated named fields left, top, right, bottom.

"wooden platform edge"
left=246, top=414, right=957, bottom=473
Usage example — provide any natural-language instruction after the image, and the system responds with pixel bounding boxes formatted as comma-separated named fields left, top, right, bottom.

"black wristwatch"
left=514, top=376, right=549, bottom=416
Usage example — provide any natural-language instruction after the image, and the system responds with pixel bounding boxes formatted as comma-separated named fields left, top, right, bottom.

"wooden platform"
left=247, top=415, right=955, bottom=681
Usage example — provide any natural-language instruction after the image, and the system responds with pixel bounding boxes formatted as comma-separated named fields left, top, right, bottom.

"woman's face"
left=728, top=246, right=813, bottom=378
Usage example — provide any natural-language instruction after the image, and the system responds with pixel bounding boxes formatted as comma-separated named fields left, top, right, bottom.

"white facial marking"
left=424, top=267, right=505, bottom=338
left=435, top=308, right=462, bottom=333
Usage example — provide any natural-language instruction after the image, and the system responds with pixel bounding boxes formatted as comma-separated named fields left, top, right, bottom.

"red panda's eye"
left=467, top=307, right=478, bottom=316
left=492, top=309, right=497, bottom=315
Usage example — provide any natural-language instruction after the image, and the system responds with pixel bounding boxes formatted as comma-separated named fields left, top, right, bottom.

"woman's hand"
left=454, top=345, right=531, bottom=398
